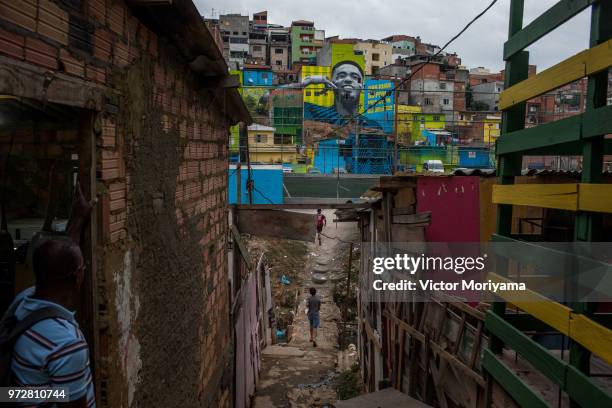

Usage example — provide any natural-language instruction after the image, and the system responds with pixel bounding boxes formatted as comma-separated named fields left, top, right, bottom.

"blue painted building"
left=313, top=139, right=346, bottom=174
left=458, top=147, right=494, bottom=168
left=228, top=164, right=283, bottom=204
left=345, top=134, right=393, bottom=174
left=243, top=69, right=273, bottom=87
left=363, top=78, right=395, bottom=134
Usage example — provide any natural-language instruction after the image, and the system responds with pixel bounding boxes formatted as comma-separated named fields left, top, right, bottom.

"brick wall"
left=0, top=1, right=234, bottom=407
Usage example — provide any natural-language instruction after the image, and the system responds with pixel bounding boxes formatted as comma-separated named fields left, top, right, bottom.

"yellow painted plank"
left=569, top=314, right=612, bottom=365
left=489, top=274, right=612, bottom=361
left=500, top=39, right=612, bottom=110
left=578, top=183, right=612, bottom=213
left=492, top=184, right=578, bottom=210
left=487, top=273, right=572, bottom=335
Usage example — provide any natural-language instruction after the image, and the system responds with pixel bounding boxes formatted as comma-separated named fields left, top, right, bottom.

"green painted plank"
left=504, top=314, right=556, bottom=332
left=485, top=311, right=566, bottom=385
left=504, top=0, right=597, bottom=59
left=496, top=114, right=581, bottom=155
left=497, top=105, right=612, bottom=154
left=566, top=365, right=612, bottom=407
left=520, top=138, right=612, bottom=155
left=583, top=98, right=612, bottom=138
left=486, top=312, right=612, bottom=405
left=482, top=349, right=549, bottom=408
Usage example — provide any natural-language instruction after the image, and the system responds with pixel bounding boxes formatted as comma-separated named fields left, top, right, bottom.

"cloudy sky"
left=194, top=0, right=591, bottom=72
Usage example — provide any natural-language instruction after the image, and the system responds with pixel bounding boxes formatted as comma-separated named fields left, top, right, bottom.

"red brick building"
left=0, top=0, right=249, bottom=407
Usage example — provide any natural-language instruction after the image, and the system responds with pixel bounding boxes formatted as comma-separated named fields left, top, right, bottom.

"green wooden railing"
left=486, top=0, right=612, bottom=407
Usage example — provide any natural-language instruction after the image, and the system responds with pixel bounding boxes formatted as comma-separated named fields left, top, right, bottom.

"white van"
left=423, top=160, right=445, bottom=173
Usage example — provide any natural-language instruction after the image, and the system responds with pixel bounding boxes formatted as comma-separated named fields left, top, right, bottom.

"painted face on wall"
left=331, top=62, right=363, bottom=116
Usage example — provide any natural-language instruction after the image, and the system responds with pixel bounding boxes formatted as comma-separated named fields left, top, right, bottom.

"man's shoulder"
left=13, top=317, right=86, bottom=372
left=15, top=315, right=84, bottom=357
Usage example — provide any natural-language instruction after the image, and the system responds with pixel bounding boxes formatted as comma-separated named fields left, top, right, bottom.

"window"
left=275, top=48, right=283, bottom=54
left=230, top=51, right=248, bottom=58
left=253, top=45, right=262, bottom=52
left=274, top=134, right=293, bottom=145
left=433, top=115, right=440, bottom=121
left=420, top=116, right=425, bottom=124
left=439, top=82, right=446, bottom=90
left=275, top=60, right=282, bottom=65
left=305, top=91, right=311, bottom=96
left=255, top=134, right=267, bottom=143
left=424, top=98, right=432, bottom=105
left=443, top=98, right=449, bottom=105
left=372, top=53, right=380, bottom=61
left=233, top=31, right=238, bottom=35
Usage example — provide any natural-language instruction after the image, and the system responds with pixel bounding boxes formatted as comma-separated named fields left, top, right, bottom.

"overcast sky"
left=194, top=0, right=591, bottom=72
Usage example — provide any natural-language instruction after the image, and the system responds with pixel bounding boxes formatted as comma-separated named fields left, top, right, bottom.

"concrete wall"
left=352, top=41, right=393, bottom=75
left=228, top=165, right=283, bottom=204
left=472, top=81, right=503, bottom=111
left=0, top=1, right=234, bottom=407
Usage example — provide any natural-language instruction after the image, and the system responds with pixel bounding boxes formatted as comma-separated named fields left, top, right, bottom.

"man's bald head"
left=32, top=236, right=84, bottom=289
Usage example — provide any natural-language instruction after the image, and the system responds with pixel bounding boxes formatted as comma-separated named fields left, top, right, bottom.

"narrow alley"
left=253, top=210, right=358, bottom=408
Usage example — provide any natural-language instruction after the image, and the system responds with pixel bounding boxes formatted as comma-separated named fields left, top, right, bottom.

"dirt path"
left=253, top=210, right=358, bottom=408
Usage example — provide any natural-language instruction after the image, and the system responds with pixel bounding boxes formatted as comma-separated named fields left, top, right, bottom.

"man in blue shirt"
left=8, top=182, right=96, bottom=407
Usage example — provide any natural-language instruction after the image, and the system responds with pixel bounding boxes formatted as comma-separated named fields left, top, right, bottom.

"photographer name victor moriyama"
left=370, top=254, right=526, bottom=292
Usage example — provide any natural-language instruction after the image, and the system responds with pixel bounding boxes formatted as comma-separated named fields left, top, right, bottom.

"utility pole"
left=236, top=162, right=241, bottom=204
left=354, top=117, right=360, bottom=174
left=239, top=122, right=254, bottom=204
left=393, top=80, right=399, bottom=173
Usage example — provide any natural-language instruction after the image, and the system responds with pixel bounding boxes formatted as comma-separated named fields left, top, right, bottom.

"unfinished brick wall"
left=0, top=1, right=234, bottom=407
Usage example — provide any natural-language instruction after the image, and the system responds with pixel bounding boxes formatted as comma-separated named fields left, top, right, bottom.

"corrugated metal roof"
left=521, top=168, right=612, bottom=176
left=451, top=168, right=496, bottom=176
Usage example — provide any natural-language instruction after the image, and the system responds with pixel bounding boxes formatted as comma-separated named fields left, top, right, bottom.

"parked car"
left=307, top=167, right=321, bottom=174
left=332, top=167, right=347, bottom=174
left=282, top=165, right=294, bottom=174
left=423, top=160, right=445, bottom=173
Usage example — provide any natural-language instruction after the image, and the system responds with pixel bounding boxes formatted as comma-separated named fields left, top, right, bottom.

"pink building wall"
left=416, top=176, right=481, bottom=242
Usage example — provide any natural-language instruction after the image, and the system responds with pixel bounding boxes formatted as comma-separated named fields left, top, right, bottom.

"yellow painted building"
left=397, top=105, right=421, bottom=137
left=483, top=115, right=501, bottom=144
left=248, top=124, right=297, bottom=164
